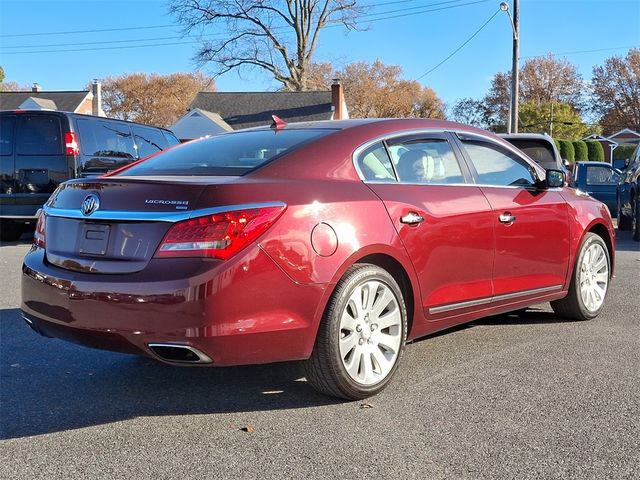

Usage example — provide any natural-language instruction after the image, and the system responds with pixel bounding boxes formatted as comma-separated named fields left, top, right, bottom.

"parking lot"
left=1, top=230, right=638, bottom=479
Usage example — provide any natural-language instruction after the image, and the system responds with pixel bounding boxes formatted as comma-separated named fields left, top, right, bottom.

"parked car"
left=570, top=162, right=622, bottom=217
left=22, top=118, right=615, bottom=399
left=499, top=133, right=566, bottom=172
left=0, top=110, right=180, bottom=240
left=617, top=143, right=640, bottom=240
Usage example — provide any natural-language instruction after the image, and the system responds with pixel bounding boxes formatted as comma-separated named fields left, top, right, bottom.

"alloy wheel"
left=338, top=280, right=403, bottom=386
left=578, top=242, right=609, bottom=313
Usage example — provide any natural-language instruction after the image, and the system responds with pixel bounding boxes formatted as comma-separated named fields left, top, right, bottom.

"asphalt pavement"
left=1, top=231, right=638, bottom=479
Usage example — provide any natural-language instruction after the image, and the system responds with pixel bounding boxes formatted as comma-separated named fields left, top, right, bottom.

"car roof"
left=0, top=109, right=175, bottom=133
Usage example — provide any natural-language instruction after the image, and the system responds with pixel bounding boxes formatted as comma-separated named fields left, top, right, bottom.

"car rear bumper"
left=21, top=246, right=327, bottom=366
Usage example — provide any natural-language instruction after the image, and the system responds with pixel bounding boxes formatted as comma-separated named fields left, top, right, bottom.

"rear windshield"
left=119, top=128, right=336, bottom=176
left=505, top=139, right=557, bottom=170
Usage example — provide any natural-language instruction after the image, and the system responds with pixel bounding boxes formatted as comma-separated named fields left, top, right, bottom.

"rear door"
left=13, top=113, right=69, bottom=214
left=357, top=133, right=495, bottom=321
left=455, top=133, right=570, bottom=299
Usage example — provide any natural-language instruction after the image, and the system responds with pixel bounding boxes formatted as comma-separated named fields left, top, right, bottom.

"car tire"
left=304, top=263, right=407, bottom=400
left=551, top=233, right=610, bottom=321
left=617, top=199, right=632, bottom=231
left=0, top=220, right=24, bottom=242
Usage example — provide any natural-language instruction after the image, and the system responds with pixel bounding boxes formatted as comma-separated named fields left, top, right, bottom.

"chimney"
left=331, top=78, right=345, bottom=120
left=92, top=79, right=103, bottom=116
left=32, top=83, right=42, bottom=93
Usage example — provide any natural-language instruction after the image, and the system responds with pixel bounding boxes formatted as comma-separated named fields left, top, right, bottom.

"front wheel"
left=551, top=233, right=610, bottom=321
left=304, top=264, right=407, bottom=400
left=617, top=199, right=632, bottom=231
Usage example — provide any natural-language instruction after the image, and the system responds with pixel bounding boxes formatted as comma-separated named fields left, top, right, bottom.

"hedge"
left=573, top=140, right=588, bottom=161
left=613, top=145, right=636, bottom=161
left=558, top=139, right=575, bottom=163
left=585, top=140, right=605, bottom=161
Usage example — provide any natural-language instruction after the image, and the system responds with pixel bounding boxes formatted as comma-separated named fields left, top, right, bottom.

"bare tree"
left=591, top=48, right=640, bottom=134
left=98, top=72, right=215, bottom=127
left=169, top=1, right=363, bottom=91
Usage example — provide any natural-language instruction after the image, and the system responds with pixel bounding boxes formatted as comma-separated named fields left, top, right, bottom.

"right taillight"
left=154, top=205, right=286, bottom=260
left=34, top=212, right=46, bottom=248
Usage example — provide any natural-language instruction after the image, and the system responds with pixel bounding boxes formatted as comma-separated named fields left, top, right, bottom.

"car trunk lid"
left=42, top=176, right=237, bottom=273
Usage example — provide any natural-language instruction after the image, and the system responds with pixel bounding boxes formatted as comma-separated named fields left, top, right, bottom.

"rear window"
left=76, top=118, right=136, bottom=159
left=16, top=115, right=62, bottom=155
left=504, top=139, right=557, bottom=170
left=119, top=128, right=337, bottom=176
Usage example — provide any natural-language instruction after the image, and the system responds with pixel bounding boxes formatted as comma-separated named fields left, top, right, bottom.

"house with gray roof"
left=170, top=80, right=348, bottom=141
left=0, top=81, right=104, bottom=116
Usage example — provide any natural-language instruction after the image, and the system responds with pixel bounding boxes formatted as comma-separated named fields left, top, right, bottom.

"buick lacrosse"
left=22, top=118, right=615, bottom=399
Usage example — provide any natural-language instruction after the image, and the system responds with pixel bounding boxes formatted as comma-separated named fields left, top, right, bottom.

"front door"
left=455, top=135, right=570, bottom=299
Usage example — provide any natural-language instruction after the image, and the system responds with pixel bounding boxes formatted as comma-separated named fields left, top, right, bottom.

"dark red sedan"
left=21, top=119, right=615, bottom=399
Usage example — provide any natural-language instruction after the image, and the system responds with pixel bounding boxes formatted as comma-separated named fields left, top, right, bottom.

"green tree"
left=573, top=140, right=588, bottom=161
left=519, top=101, right=591, bottom=140
left=0, top=66, right=4, bottom=84
left=585, top=140, right=605, bottom=161
left=558, top=140, right=575, bottom=163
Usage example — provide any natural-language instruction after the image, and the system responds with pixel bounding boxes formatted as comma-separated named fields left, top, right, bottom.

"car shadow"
left=0, top=308, right=341, bottom=440
left=615, top=228, right=640, bottom=252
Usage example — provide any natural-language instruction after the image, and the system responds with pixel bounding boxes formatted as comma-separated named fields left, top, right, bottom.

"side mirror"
left=544, top=169, right=565, bottom=188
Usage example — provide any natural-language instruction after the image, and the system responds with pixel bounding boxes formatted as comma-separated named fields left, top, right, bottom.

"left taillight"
left=154, top=205, right=286, bottom=260
left=34, top=212, right=46, bottom=248
left=64, top=132, right=79, bottom=156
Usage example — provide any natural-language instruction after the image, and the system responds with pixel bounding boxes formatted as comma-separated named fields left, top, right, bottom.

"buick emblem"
left=81, top=193, right=100, bottom=216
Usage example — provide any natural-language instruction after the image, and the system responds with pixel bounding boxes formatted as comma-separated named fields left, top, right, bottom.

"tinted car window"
left=586, top=166, right=620, bottom=186
left=0, top=116, right=15, bottom=156
left=357, top=142, right=395, bottom=182
left=76, top=118, right=136, bottom=159
left=462, top=140, right=536, bottom=187
left=389, top=138, right=463, bottom=184
left=503, top=139, right=557, bottom=170
left=132, top=125, right=168, bottom=159
left=120, top=129, right=337, bottom=176
left=163, top=130, right=181, bottom=147
left=16, top=115, right=62, bottom=155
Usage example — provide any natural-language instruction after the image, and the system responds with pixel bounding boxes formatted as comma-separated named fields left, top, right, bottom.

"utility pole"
left=501, top=1, right=519, bottom=133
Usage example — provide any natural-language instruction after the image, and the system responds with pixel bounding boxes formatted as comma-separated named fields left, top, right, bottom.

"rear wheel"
left=304, top=264, right=407, bottom=400
left=633, top=197, right=640, bottom=241
left=551, top=233, right=610, bottom=321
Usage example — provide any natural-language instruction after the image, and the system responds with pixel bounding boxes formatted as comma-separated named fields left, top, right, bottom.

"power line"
left=1, top=1, right=488, bottom=55
left=521, top=45, right=638, bottom=59
left=416, top=7, right=500, bottom=80
left=0, top=24, right=175, bottom=38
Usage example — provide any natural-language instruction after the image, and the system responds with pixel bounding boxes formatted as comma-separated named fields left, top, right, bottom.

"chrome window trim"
left=351, top=128, right=544, bottom=185
left=428, top=285, right=563, bottom=315
left=42, top=201, right=286, bottom=223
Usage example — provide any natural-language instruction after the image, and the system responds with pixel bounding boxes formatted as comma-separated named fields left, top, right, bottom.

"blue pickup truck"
left=570, top=161, right=622, bottom=217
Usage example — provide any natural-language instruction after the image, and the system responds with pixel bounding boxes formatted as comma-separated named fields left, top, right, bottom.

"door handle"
left=498, top=212, right=516, bottom=224
left=400, top=212, right=424, bottom=225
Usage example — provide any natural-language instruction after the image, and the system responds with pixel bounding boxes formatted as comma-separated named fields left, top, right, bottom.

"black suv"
left=0, top=110, right=180, bottom=240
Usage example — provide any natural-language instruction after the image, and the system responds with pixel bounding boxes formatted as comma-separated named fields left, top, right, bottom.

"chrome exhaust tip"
left=147, top=343, right=213, bottom=364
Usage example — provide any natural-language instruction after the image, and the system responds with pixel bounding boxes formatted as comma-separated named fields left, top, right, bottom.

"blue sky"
left=0, top=0, right=638, bottom=110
